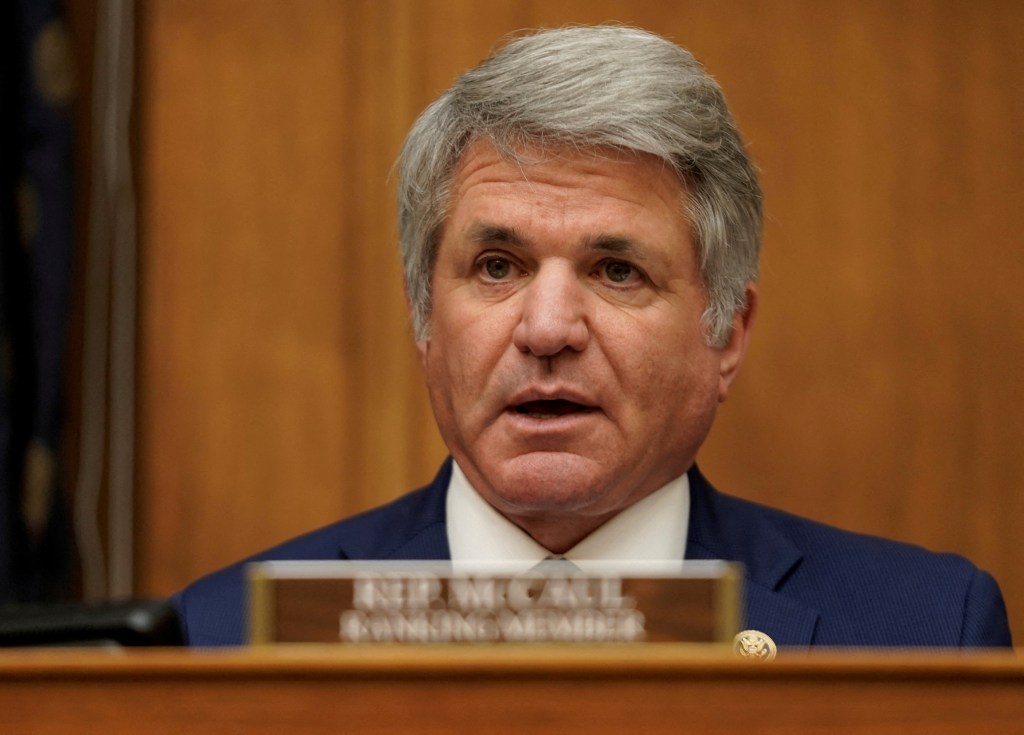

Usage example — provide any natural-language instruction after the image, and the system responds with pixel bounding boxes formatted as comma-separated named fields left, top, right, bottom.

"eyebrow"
left=583, top=235, right=645, bottom=259
left=467, top=223, right=648, bottom=261
left=467, top=223, right=530, bottom=247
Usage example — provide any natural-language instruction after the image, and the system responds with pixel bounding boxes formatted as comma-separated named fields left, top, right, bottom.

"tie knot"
left=530, top=555, right=581, bottom=575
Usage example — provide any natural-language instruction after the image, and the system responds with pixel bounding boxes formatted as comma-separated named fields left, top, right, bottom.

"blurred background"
left=3, top=0, right=1022, bottom=642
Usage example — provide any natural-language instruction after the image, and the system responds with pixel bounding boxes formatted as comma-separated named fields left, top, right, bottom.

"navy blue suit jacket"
left=174, top=461, right=1013, bottom=647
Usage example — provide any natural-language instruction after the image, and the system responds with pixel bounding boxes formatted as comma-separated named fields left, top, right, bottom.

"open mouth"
left=512, top=399, right=593, bottom=419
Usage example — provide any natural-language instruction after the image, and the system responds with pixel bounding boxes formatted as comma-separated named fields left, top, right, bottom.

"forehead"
left=443, top=139, right=691, bottom=246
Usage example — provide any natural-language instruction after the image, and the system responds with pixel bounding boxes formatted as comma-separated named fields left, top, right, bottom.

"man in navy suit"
left=175, top=26, right=1012, bottom=648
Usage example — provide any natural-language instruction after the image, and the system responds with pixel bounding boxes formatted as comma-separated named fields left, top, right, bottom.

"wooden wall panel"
left=137, top=0, right=1024, bottom=639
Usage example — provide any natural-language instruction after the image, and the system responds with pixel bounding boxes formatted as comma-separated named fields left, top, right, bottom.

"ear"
left=718, top=282, right=758, bottom=402
left=416, top=336, right=429, bottom=369
left=403, top=277, right=430, bottom=368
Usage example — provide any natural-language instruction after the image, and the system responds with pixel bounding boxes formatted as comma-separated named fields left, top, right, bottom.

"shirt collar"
left=446, top=460, right=689, bottom=574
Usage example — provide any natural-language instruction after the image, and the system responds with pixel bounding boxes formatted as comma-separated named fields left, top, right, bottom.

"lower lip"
left=502, top=407, right=600, bottom=432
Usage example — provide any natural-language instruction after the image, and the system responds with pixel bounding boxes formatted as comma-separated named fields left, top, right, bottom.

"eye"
left=601, top=259, right=638, bottom=284
left=480, top=256, right=513, bottom=281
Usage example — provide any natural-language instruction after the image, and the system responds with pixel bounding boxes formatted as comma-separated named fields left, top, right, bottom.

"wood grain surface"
left=1, top=648, right=1022, bottom=734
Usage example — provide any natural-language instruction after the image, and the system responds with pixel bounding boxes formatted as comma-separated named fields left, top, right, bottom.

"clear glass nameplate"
left=248, top=560, right=741, bottom=645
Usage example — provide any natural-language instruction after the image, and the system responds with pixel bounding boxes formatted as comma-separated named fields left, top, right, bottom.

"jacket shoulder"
left=699, top=485, right=1012, bottom=647
left=174, top=473, right=449, bottom=646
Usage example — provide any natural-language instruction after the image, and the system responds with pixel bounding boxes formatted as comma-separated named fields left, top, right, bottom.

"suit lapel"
left=337, top=460, right=453, bottom=561
left=382, top=521, right=451, bottom=560
left=686, top=467, right=819, bottom=647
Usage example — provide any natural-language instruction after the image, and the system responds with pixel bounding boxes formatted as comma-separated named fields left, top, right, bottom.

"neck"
left=503, top=510, right=616, bottom=555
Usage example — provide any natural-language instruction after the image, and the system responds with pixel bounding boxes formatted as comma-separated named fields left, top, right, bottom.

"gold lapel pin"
left=733, top=630, right=778, bottom=661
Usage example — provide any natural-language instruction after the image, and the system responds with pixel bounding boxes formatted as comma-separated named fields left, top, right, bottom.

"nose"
left=512, top=261, right=590, bottom=357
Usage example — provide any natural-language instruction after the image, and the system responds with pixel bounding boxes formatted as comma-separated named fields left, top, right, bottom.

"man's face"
left=418, top=140, right=754, bottom=549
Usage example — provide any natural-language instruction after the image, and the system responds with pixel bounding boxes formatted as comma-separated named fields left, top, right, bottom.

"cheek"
left=610, top=313, right=700, bottom=382
left=427, top=305, right=510, bottom=401
left=611, top=318, right=717, bottom=413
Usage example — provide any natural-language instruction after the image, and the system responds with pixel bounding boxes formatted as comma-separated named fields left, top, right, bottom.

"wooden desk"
left=1, top=646, right=1021, bottom=734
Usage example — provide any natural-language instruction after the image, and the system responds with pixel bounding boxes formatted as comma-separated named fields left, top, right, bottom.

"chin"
left=485, top=452, right=614, bottom=514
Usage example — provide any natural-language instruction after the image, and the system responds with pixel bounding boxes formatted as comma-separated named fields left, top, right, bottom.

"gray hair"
left=397, top=25, right=762, bottom=347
